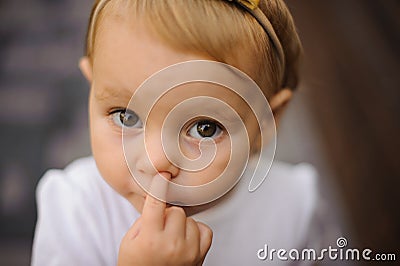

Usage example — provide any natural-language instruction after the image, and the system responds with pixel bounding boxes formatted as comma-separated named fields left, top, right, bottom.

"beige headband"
left=226, top=0, right=285, bottom=77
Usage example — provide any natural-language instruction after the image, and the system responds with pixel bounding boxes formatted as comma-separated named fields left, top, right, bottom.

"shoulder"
left=269, top=160, right=318, bottom=185
left=237, top=160, right=321, bottom=246
left=37, top=156, right=99, bottom=197
left=254, top=161, right=323, bottom=249
left=267, top=160, right=318, bottom=205
left=32, top=157, right=138, bottom=265
left=261, top=161, right=321, bottom=245
left=36, top=156, right=137, bottom=224
left=37, top=157, right=123, bottom=206
left=263, top=160, right=319, bottom=220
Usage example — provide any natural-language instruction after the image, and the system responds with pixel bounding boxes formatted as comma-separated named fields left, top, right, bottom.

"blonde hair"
left=85, top=0, right=302, bottom=97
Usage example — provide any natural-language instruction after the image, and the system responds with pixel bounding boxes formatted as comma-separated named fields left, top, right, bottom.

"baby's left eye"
left=187, top=120, right=223, bottom=140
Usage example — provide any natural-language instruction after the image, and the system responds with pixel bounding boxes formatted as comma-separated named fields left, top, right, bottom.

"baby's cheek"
left=92, top=135, right=132, bottom=194
left=203, top=139, right=231, bottom=177
left=215, top=143, right=230, bottom=166
left=191, top=143, right=231, bottom=185
left=102, top=156, right=130, bottom=190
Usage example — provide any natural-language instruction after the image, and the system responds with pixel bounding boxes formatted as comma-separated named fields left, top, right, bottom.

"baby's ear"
left=79, top=56, right=93, bottom=83
left=269, top=88, right=293, bottom=125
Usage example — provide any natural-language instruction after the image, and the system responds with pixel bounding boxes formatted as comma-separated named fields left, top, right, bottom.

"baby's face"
left=88, top=16, right=259, bottom=213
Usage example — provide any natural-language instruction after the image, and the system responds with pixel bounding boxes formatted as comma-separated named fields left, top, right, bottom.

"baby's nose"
left=139, top=129, right=180, bottom=178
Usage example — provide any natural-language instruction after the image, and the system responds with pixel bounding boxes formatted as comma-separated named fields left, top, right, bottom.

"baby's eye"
left=111, top=109, right=142, bottom=128
left=187, top=119, right=223, bottom=140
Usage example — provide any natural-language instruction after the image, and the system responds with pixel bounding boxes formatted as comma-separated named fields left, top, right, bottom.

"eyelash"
left=108, top=109, right=143, bottom=129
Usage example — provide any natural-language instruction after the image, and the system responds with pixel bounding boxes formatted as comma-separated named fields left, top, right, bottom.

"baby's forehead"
left=145, top=82, right=249, bottom=111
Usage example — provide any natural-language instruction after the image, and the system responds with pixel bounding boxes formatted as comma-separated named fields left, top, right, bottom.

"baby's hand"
left=118, top=173, right=213, bottom=266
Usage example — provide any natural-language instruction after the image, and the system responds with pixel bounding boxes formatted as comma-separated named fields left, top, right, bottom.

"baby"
left=32, top=0, right=321, bottom=265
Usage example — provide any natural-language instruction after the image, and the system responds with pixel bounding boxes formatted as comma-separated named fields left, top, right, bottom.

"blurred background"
left=0, top=0, right=399, bottom=265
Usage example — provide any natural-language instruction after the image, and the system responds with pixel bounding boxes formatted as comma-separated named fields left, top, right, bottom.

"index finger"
left=141, top=172, right=171, bottom=231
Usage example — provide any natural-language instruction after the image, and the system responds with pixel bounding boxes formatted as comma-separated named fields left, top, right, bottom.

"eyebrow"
left=94, top=85, right=133, bottom=103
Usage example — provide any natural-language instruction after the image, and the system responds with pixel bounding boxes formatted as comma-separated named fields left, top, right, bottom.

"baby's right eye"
left=110, top=109, right=143, bottom=129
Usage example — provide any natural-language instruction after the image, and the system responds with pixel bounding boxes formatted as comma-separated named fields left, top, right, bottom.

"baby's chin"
left=172, top=199, right=221, bottom=217
left=182, top=204, right=215, bottom=217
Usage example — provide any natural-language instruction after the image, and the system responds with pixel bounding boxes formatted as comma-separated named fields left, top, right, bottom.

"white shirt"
left=32, top=156, right=323, bottom=266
